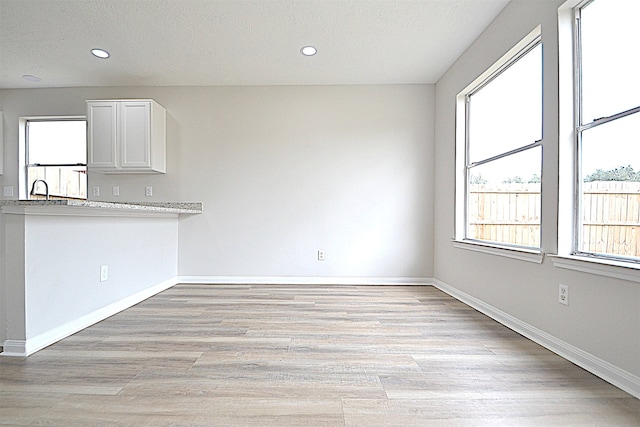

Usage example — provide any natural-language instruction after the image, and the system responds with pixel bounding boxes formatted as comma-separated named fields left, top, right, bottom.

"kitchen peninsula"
left=0, top=200, right=202, bottom=357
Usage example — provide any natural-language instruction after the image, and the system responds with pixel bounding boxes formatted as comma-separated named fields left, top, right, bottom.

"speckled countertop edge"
left=0, top=200, right=203, bottom=213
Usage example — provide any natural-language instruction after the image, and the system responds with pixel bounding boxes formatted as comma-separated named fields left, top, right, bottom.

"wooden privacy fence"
left=581, top=181, right=640, bottom=257
left=468, top=181, right=640, bottom=257
left=468, top=183, right=541, bottom=248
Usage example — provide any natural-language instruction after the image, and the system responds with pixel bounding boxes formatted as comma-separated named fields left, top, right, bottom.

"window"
left=574, top=0, right=640, bottom=262
left=455, top=27, right=543, bottom=253
left=24, top=118, right=87, bottom=200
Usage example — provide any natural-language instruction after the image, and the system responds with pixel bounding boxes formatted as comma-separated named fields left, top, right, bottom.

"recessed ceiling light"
left=91, top=48, right=110, bottom=59
left=301, top=46, right=317, bottom=56
left=22, top=74, right=41, bottom=83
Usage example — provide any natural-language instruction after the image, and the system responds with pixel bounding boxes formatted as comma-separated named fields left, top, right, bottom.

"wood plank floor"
left=1, top=284, right=638, bottom=426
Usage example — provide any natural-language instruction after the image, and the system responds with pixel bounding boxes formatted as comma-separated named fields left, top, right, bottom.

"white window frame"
left=454, top=25, right=544, bottom=263
left=19, top=116, right=87, bottom=200
left=553, top=0, right=640, bottom=282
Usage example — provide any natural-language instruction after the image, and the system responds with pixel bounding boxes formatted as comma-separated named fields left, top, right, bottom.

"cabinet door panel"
left=120, top=102, right=150, bottom=168
left=87, top=102, right=117, bottom=167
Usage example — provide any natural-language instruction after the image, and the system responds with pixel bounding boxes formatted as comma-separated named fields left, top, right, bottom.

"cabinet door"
left=87, top=102, right=117, bottom=168
left=120, top=101, right=151, bottom=169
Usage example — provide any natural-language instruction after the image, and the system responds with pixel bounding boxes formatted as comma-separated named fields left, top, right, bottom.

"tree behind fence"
left=469, top=181, right=640, bottom=257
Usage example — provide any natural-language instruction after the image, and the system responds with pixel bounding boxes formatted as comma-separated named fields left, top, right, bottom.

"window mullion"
left=464, top=95, right=472, bottom=240
left=28, top=163, right=87, bottom=167
left=578, top=105, right=640, bottom=132
left=468, top=140, right=543, bottom=169
left=574, top=5, right=584, bottom=257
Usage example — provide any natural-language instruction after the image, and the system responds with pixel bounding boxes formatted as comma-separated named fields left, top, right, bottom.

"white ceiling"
left=0, top=0, right=509, bottom=89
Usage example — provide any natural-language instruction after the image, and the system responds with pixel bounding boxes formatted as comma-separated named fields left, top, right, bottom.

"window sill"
left=548, top=254, right=640, bottom=283
left=452, top=240, right=544, bottom=264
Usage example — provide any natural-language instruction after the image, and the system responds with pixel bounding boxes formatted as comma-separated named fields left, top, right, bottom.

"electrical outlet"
left=559, top=284, right=569, bottom=305
left=93, top=186, right=100, bottom=197
left=3, top=186, right=14, bottom=197
left=145, top=186, right=153, bottom=197
left=100, top=265, right=109, bottom=282
left=317, top=250, right=325, bottom=261
left=112, top=186, right=120, bottom=196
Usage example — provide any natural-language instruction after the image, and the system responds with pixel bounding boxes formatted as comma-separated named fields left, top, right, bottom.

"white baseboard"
left=1, top=340, right=27, bottom=357
left=1, top=277, right=178, bottom=358
left=433, top=279, right=640, bottom=399
left=177, top=275, right=433, bottom=286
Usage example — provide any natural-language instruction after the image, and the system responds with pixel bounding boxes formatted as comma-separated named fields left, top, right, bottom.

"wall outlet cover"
left=100, top=265, right=109, bottom=282
left=559, top=284, right=569, bottom=306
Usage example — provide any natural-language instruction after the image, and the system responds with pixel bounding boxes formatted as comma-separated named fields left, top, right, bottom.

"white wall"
left=24, top=214, right=178, bottom=338
left=0, top=85, right=435, bottom=282
left=1, top=213, right=26, bottom=347
left=1, top=211, right=178, bottom=355
left=433, top=0, right=639, bottom=395
left=173, top=86, right=434, bottom=280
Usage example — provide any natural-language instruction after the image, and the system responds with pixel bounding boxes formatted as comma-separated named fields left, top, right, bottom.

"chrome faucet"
left=30, top=179, right=49, bottom=201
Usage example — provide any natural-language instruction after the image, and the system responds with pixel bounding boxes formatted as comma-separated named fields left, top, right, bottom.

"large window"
left=456, top=27, right=542, bottom=251
left=574, top=0, right=640, bottom=262
left=24, top=118, right=87, bottom=200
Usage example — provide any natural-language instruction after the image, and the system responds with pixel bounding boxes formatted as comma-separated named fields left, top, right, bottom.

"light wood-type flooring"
left=1, top=284, right=638, bottom=426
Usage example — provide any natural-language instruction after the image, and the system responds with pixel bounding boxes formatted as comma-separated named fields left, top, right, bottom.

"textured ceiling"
left=0, top=0, right=509, bottom=89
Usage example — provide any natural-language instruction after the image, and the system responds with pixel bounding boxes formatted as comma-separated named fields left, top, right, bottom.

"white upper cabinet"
left=87, top=99, right=166, bottom=173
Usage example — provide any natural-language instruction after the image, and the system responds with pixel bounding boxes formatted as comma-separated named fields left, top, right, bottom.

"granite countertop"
left=0, top=200, right=203, bottom=215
